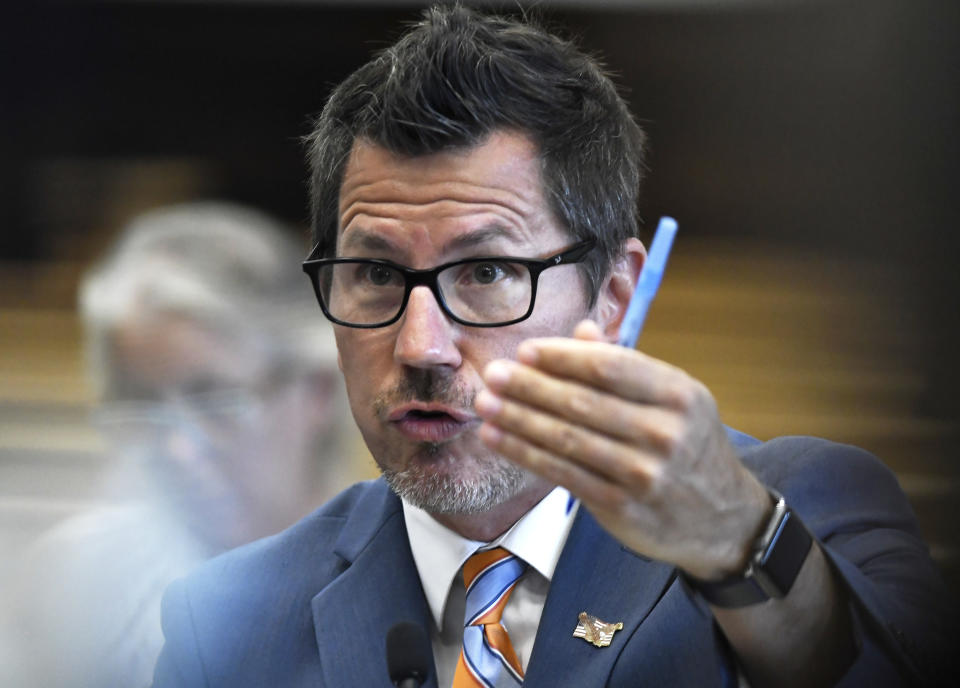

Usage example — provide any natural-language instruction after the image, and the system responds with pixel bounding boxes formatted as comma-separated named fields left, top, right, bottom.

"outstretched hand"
left=475, top=320, right=772, bottom=581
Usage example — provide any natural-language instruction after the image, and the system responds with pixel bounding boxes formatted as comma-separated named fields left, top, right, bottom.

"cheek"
left=333, top=328, right=396, bottom=429
left=493, top=302, right=587, bottom=351
left=334, top=329, right=376, bottom=391
left=534, top=269, right=591, bottom=322
left=534, top=297, right=590, bottom=336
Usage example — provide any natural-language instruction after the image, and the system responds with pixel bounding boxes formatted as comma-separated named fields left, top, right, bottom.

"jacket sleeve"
left=747, top=437, right=957, bottom=687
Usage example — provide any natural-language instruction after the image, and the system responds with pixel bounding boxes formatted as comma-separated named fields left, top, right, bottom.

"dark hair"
left=305, top=3, right=646, bottom=304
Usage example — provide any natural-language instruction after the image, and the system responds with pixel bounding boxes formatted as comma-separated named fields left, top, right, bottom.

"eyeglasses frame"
left=301, top=238, right=596, bottom=328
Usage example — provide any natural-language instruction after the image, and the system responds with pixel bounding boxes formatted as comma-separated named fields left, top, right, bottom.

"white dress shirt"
left=403, top=487, right=579, bottom=688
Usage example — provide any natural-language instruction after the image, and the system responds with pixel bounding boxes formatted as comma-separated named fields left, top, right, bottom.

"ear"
left=594, top=237, right=646, bottom=342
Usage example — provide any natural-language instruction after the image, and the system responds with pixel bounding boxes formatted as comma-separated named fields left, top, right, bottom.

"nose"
left=162, top=420, right=211, bottom=470
left=156, top=420, right=227, bottom=496
left=394, top=286, right=463, bottom=370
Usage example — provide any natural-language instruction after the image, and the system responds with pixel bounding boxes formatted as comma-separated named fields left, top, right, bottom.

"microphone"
left=386, top=621, right=431, bottom=688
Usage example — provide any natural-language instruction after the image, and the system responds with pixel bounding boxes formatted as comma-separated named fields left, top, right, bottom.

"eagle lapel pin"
left=573, top=611, right=624, bottom=648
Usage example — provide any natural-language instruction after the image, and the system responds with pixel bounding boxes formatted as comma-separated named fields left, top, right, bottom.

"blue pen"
left=617, top=216, right=678, bottom=348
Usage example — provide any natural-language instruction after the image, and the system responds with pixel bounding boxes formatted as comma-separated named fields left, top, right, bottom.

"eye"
left=355, top=263, right=401, bottom=287
left=470, top=262, right=505, bottom=284
left=368, top=264, right=394, bottom=286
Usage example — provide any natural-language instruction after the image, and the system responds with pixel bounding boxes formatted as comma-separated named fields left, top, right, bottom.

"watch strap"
left=688, top=489, right=813, bottom=608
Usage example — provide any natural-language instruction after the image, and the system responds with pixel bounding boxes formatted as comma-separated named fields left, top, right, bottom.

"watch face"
left=757, top=509, right=813, bottom=598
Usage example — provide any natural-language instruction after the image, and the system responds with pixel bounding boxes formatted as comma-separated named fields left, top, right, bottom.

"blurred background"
left=2, top=0, right=958, bottom=594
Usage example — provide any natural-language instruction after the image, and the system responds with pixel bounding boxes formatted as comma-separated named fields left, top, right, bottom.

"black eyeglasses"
left=302, top=239, right=595, bottom=328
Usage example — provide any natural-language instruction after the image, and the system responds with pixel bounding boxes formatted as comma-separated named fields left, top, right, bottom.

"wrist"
left=685, top=487, right=814, bottom=607
left=696, top=478, right=776, bottom=581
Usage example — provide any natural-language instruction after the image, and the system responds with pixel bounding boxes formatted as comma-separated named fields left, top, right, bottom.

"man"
left=1, top=202, right=356, bottom=688
left=153, top=6, right=951, bottom=687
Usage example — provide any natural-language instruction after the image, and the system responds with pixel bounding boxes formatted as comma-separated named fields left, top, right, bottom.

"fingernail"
left=475, top=389, right=503, bottom=418
left=483, top=360, right=511, bottom=388
left=478, top=422, right=502, bottom=445
left=516, top=341, right=539, bottom=364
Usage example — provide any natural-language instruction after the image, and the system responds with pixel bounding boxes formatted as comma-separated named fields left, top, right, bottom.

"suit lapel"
left=523, top=508, right=676, bottom=687
left=311, top=481, right=438, bottom=687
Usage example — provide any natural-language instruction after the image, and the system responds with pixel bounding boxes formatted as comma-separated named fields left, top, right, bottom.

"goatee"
left=373, top=368, right=526, bottom=513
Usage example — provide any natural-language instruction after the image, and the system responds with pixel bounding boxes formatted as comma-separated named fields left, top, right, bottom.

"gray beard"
left=381, top=451, right=526, bottom=514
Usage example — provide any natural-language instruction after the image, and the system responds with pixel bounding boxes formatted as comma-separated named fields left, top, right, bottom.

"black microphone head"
left=386, top=621, right=431, bottom=686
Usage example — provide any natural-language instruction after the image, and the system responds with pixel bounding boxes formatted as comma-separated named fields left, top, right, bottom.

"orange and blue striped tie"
left=452, top=547, right=526, bottom=688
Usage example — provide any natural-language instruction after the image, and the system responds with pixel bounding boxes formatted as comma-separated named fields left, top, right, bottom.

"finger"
left=515, top=336, right=693, bottom=407
left=483, top=359, right=682, bottom=448
left=572, top=319, right=606, bottom=342
left=475, top=388, right=661, bottom=491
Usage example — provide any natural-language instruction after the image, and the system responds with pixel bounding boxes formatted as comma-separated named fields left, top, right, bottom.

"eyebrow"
left=338, top=224, right=518, bottom=257
left=338, top=229, right=394, bottom=253
left=444, top=225, right=514, bottom=253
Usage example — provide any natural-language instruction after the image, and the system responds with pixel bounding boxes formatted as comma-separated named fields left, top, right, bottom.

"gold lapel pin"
left=573, top=611, right=624, bottom=648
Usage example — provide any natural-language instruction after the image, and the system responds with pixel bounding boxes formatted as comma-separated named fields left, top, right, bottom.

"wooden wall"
left=2, top=1, right=957, bottom=591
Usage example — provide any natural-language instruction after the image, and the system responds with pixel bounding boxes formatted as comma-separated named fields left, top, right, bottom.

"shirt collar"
left=403, top=487, right=580, bottom=628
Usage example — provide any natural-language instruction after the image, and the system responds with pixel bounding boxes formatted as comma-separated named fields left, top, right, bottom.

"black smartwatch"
left=688, top=489, right=813, bottom=608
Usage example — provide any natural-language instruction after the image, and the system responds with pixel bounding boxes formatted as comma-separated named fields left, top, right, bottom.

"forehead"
left=337, top=131, right=565, bottom=257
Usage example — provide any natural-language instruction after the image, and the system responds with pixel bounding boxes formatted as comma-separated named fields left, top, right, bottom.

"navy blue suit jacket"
left=153, top=434, right=952, bottom=686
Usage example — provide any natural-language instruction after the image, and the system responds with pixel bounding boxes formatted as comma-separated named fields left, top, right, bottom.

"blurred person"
left=1, top=201, right=357, bottom=688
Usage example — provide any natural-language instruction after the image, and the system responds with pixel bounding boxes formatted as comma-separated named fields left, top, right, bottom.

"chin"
left=380, top=449, right=527, bottom=515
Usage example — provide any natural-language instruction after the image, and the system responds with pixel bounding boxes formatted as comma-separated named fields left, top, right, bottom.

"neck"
left=428, top=478, right=554, bottom=542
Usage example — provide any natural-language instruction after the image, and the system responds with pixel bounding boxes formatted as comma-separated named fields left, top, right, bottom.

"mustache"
left=372, top=368, right=476, bottom=417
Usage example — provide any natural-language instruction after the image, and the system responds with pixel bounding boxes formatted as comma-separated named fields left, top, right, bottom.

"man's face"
left=105, top=312, right=327, bottom=549
left=334, top=130, right=594, bottom=514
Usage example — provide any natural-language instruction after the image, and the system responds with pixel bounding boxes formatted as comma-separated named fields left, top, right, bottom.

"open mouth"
left=405, top=409, right=452, bottom=420
left=389, top=405, right=477, bottom=443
